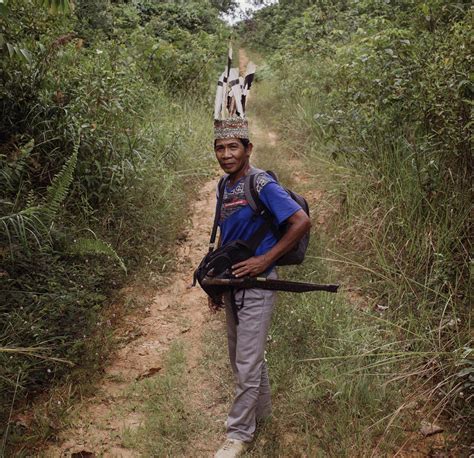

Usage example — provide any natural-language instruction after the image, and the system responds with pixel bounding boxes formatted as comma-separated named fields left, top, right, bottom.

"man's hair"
left=214, top=138, right=250, bottom=149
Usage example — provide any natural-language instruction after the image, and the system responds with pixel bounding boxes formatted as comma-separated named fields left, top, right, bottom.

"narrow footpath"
left=44, top=91, right=290, bottom=458
left=45, top=174, right=224, bottom=456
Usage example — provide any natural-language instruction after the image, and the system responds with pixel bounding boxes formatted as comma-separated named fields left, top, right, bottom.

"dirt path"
left=41, top=47, right=359, bottom=458
left=44, top=48, right=279, bottom=458
left=45, top=174, right=226, bottom=457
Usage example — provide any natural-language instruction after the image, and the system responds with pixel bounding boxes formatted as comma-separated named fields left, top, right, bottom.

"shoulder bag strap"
left=209, top=175, right=228, bottom=252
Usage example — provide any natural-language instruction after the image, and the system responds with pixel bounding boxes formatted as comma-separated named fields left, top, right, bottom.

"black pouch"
left=194, top=174, right=272, bottom=324
left=193, top=239, right=254, bottom=306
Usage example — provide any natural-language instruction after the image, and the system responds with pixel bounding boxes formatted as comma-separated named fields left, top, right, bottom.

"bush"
left=0, top=0, right=226, bottom=431
left=241, top=0, right=473, bottom=426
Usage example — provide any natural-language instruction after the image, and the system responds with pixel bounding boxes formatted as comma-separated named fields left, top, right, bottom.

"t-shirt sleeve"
left=258, top=180, right=302, bottom=225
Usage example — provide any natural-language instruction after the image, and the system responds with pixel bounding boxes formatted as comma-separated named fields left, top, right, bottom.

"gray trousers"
left=224, top=269, right=277, bottom=443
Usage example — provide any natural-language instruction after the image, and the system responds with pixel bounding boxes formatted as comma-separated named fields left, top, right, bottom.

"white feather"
left=220, top=45, right=233, bottom=119
left=245, top=61, right=256, bottom=78
left=214, top=72, right=225, bottom=119
left=243, top=61, right=256, bottom=95
left=230, top=68, right=244, bottom=117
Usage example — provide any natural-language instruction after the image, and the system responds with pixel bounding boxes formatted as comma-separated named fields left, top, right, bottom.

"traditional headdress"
left=213, top=45, right=256, bottom=140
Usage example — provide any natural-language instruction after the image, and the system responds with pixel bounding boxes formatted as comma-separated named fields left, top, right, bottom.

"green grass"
left=122, top=342, right=202, bottom=456
left=234, top=115, right=406, bottom=454
left=226, top=80, right=470, bottom=457
left=0, top=96, right=216, bottom=454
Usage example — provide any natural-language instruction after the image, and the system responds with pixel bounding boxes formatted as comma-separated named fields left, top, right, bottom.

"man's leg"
left=224, top=281, right=276, bottom=443
left=256, top=361, right=272, bottom=420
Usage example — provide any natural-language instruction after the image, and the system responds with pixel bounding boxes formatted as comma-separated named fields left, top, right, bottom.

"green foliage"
left=123, top=342, right=203, bottom=455
left=243, top=0, right=472, bottom=432
left=0, top=0, right=227, bottom=441
left=44, top=142, right=78, bottom=219
left=1, top=141, right=78, bottom=254
left=67, top=237, right=127, bottom=273
left=241, top=109, right=471, bottom=454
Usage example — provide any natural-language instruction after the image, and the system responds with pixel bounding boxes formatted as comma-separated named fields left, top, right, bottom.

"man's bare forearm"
left=231, top=209, right=311, bottom=277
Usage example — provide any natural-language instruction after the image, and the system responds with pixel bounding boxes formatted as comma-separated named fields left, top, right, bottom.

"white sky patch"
left=221, top=0, right=277, bottom=25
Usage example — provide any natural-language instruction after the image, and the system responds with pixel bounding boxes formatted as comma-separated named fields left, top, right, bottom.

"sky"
left=221, top=0, right=277, bottom=25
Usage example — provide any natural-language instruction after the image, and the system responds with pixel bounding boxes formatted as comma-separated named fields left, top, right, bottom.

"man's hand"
left=208, top=296, right=222, bottom=313
left=232, top=255, right=271, bottom=278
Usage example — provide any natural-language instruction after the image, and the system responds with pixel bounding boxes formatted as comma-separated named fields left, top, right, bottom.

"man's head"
left=214, top=137, right=253, bottom=175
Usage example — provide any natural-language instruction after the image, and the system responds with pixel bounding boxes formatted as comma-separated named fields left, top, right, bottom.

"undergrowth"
left=1, top=0, right=226, bottom=448
left=122, top=342, right=202, bottom=456
left=239, top=0, right=473, bottom=443
left=245, top=41, right=472, bottom=452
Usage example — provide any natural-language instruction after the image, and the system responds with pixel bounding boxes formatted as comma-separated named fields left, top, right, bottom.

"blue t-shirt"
left=217, top=171, right=302, bottom=265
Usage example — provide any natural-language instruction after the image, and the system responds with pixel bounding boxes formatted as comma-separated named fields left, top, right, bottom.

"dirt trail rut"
left=46, top=176, right=226, bottom=457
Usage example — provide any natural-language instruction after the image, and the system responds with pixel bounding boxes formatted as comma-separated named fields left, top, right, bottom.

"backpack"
left=193, top=167, right=310, bottom=324
left=242, top=167, right=310, bottom=266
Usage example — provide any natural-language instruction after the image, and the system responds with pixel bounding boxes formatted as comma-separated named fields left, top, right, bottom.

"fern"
left=0, top=142, right=78, bottom=254
left=44, top=141, right=78, bottom=220
left=68, top=237, right=127, bottom=273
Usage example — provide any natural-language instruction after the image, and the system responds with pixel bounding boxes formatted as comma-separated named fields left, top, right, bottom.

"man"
left=211, top=127, right=311, bottom=457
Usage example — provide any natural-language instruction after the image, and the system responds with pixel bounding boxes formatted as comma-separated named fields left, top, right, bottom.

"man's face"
left=214, top=138, right=252, bottom=175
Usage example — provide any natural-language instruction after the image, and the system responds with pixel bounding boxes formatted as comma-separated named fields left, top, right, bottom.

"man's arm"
left=232, top=209, right=311, bottom=278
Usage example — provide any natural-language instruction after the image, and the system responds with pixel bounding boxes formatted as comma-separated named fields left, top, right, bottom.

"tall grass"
left=242, top=2, right=472, bottom=431
left=0, top=0, right=223, bottom=444
left=280, top=91, right=472, bottom=426
left=241, top=75, right=472, bottom=453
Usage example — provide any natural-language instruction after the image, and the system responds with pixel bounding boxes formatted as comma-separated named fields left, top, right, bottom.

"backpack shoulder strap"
left=266, top=170, right=278, bottom=181
left=209, top=175, right=228, bottom=252
left=244, top=167, right=266, bottom=213
left=244, top=168, right=279, bottom=214
left=245, top=169, right=282, bottom=249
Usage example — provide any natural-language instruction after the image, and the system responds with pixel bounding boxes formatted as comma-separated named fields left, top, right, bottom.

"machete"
left=202, top=276, right=339, bottom=293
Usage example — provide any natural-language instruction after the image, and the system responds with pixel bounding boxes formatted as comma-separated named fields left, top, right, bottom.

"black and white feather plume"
left=241, top=61, right=256, bottom=114
left=214, top=71, right=225, bottom=120
left=213, top=45, right=256, bottom=120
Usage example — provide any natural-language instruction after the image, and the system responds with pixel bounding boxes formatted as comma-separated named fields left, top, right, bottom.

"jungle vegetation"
left=0, top=0, right=472, bottom=454
left=0, top=0, right=231, bottom=444
left=238, top=0, right=472, bottom=451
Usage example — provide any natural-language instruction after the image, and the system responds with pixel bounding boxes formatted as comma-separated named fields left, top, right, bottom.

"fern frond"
left=45, top=142, right=78, bottom=220
left=68, top=237, right=127, bottom=273
left=0, top=141, right=79, bottom=255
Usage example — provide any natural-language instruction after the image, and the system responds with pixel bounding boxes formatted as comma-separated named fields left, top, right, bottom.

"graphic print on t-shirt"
left=220, top=174, right=272, bottom=223
left=217, top=171, right=302, bottom=262
left=220, top=180, right=247, bottom=223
